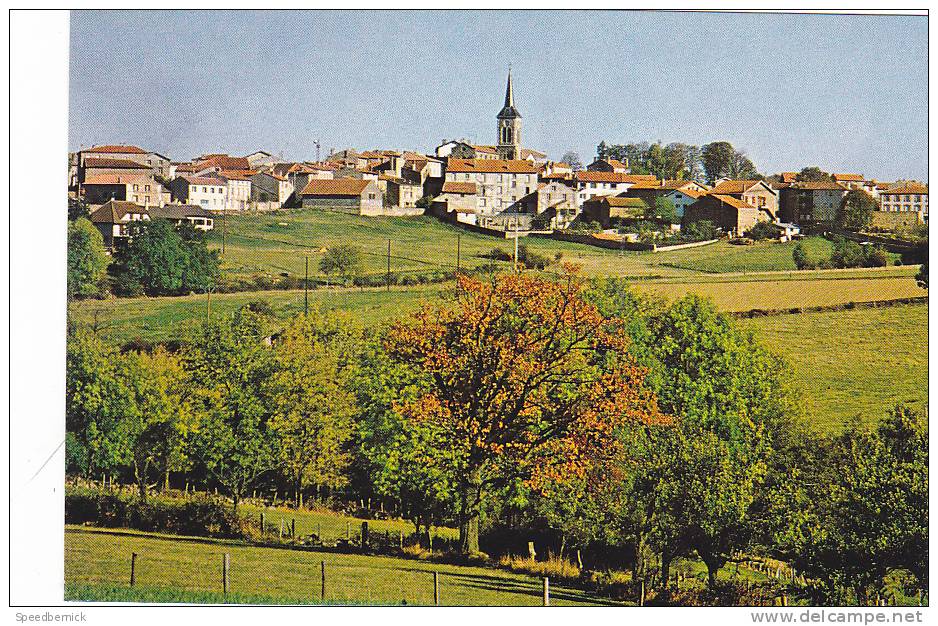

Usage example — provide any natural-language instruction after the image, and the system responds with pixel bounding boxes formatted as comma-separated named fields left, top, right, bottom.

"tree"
left=771, top=406, right=928, bottom=603
left=560, top=151, right=583, bottom=172
left=588, top=284, right=803, bottom=587
left=836, top=189, right=877, bottom=232
left=319, top=244, right=362, bottom=284
left=65, top=328, right=137, bottom=478
left=115, top=219, right=219, bottom=296
left=266, top=312, right=358, bottom=506
left=351, top=337, right=459, bottom=543
left=67, top=218, right=110, bottom=299
left=795, top=167, right=833, bottom=183
left=792, top=241, right=813, bottom=269
left=185, top=310, right=277, bottom=513
left=649, top=197, right=678, bottom=224
left=383, top=271, right=664, bottom=554
left=124, top=348, right=192, bottom=500
left=68, top=197, right=90, bottom=221
left=916, top=260, right=927, bottom=288
left=701, top=141, right=736, bottom=184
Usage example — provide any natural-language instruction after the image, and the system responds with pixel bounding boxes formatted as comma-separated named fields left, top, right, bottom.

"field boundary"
left=730, top=295, right=928, bottom=319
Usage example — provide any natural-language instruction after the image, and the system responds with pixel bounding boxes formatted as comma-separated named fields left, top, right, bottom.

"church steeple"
left=497, top=68, right=522, bottom=160
left=497, top=68, right=521, bottom=120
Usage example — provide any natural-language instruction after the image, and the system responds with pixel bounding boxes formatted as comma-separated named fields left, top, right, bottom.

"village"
left=69, top=71, right=927, bottom=251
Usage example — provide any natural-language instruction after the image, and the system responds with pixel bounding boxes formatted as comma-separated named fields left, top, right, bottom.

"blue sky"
left=70, top=10, right=927, bottom=180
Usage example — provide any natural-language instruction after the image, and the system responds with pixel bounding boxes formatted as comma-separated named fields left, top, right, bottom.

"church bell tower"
left=496, top=69, right=522, bottom=160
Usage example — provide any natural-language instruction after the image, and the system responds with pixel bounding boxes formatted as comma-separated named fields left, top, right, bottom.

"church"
left=435, top=70, right=546, bottom=165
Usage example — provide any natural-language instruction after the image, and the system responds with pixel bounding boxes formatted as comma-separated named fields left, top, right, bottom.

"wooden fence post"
left=346, top=521, right=351, bottom=540
left=260, top=512, right=265, bottom=537
left=321, top=561, right=326, bottom=601
left=130, top=553, right=137, bottom=587
left=291, top=518, right=296, bottom=540
left=399, top=530, right=404, bottom=549
left=433, top=571, right=440, bottom=605
left=279, top=519, right=283, bottom=539
left=543, top=577, right=549, bottom=606
left=222, top=553, right=230, bottom=597
left=361, top=521, right=369, bottom=549
left=640, top=579, right=645, bottom=607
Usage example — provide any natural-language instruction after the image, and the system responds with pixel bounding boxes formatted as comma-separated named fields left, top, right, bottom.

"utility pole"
left=222, top=210, right=227, bottom=254
left=304, top=255, right=309, bottom=315
left=513, top=217, right=519, bottom=273
left=386, top=239, right=392, bottom=291
left=456, top=234, right=461, bottom=273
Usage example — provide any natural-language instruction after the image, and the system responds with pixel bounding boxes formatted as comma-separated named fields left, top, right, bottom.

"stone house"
left=149, top=204, right=215, bottom=231
left=87, top=200, right=151, bottom=249
left=300, top=178, right=382, bottom=215
left=581, top=195, right=649, bottom=229
left=168, top=176, right=228, bottom=211
left=708, top=179, right=779, bottom=221
left=878, top=183, right=928, bottom=224
left=78, top=145, right=171, bottom=180
left=443, top=158, right=539, bottom=229
left=251, top=171, right=294, bottom=206
left=433, top=181, right=479, bottom=224
left=81, top=173, right=164, bottom=207
left=778, top=181, right=849, bottom=224
left=683, top=194, right=766, bottom=236
left=586, top=157, right=629, bottom=173
left=574, top=171, right=657, bottom=206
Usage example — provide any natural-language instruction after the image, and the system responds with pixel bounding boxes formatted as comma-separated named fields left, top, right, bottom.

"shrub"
left=864, top=246, right=889, bottom=268
left=65, top=487, right=246, bottom=539
left=111, top=272, right=145, bottom=297
left=747, top=221, right=780, bottom=241
left=682, top=220, right=717, bottom=242
left=792, top=242, right=813, bottom=270
left=498, top=554, right=581, bottom=581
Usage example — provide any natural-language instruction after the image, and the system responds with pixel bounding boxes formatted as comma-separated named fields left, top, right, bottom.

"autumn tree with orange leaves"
left=384, top=268, right=665, bottom=554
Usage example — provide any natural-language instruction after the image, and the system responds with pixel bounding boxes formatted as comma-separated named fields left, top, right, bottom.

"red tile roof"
left=793, top=181, right=848, bottom=191
left=881, top=183, right=928, bottom=195
left=181, top=176, right=227, bottom=186
left=84, top=157, right=151, bottom=170
left=780, top=172, right=798, bottom=184
left=300, top=178, right=371, bottom=196
left=85, top=145, right=148, bottom=154
left=441, top=181, right=478, bottom=194
left=575, top=171, right=656, bottom=183
left=446, top=159, right=538, bottom=174
left=709, top=180, right=769, bottom=194
left=832, top=173, right=865, bottom=182
left=709, top=194, right=754, bottom=209
left=82, top=174, right=146, bottom=185
left=88, top=200, right=148, bottom=223
left=196, top=155, right=251, bottom=171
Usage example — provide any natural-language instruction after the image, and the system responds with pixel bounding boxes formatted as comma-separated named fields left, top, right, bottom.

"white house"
left=169, top=176, right=228, bottom=211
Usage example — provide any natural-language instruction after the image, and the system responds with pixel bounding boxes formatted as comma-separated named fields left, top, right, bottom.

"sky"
left=70, top=10, right=928, bottom=180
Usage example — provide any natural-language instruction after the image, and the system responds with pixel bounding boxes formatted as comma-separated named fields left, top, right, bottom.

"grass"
left=237, top=502, right=458, bottom=543
left=633, top=275, right=925, bottom=312
left=742, top=302, right=928, bottom=432
left=654, top=237, right=833, bottom=273
left=67, top=284, right=446, bottom=344
left=64, top=526, right=621, bottom=606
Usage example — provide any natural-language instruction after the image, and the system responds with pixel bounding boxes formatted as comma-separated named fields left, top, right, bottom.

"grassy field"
left=742, top=302, right=928, bottom=432
left=653, top=237, right=834, bottom=273
left=65, top=526, right=619, bottom=606
left=237, top=502, right=458, bottom=543
left=633, top=274, right=925, bottom=312
left=68, top=285, right=446, bottom=344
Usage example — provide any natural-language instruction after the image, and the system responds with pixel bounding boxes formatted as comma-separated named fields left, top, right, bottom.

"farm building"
left=683, top=194, right=767, bottom=236
left=581, top=195, right=649, bottom=228
left=299, top=178, right=383, bottom=215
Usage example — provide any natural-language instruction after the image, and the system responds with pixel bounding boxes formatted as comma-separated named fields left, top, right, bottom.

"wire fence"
left=64, top=527, right=587, bottom=606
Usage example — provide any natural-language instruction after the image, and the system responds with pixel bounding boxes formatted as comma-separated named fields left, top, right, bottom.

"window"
left=369, top=193, right=376, bottom=200
left=145, top=185, right=150, bottom=192
left=200, top=199, right=208, bottom=206
left=133, top=184, right=139, bottom=191
left=203, top=187, right=207, bottom=193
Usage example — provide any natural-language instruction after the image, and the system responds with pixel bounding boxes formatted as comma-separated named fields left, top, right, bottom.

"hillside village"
left=69, top=70, right=927, bottom=251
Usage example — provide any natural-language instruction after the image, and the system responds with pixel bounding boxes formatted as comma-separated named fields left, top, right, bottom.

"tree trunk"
left=661, top=550, right=673, bottom=590
left=163, top=468, right=170, bottom=492
left=458, top=473, right=482, bottom=554
left=559, top=533, right=566, bottom=561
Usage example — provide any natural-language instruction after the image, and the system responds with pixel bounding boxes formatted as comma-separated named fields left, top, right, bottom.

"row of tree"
left=594, top=140, right=760, bottom=183
left=67, top=217, right=220, bottom=299
left=65, top=270, right=927, bottom=603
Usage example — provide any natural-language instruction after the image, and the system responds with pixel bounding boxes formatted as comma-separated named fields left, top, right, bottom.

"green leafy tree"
left=66, top=328, right=136, bottom=478
left=319, top=244, right=362, bottom=284
left=701, top=141, right=736, bottom=184
left=836, top=189, right=877, bottom=231
left=795, top=167, right=833, bottom=182
left=649, top=197, right=678, bottom=224
left=68, top=197, right=91, bottom=221
left=124, top=348, right=193, bottom=500
left=351, top=337, right=459, bottom=542
left=67, top=218, right=110, bottom=299
left=771, top=406, right=928, bottom=603
left=116, top=219, right=219, bottom=296
left=266, top=312, right=358, bottom=506
left=792, top=241, right=813, bottom=269
left=185, top=310, right=276, bottom=513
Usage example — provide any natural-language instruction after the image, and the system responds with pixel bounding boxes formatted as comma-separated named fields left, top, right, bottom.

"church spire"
left=504, top=67, right=514, bottom=108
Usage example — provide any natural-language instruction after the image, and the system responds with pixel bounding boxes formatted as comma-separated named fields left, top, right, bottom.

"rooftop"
left=446, top=159, right=538, bottom=174
left=300, top=178, right=371, bottom=196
